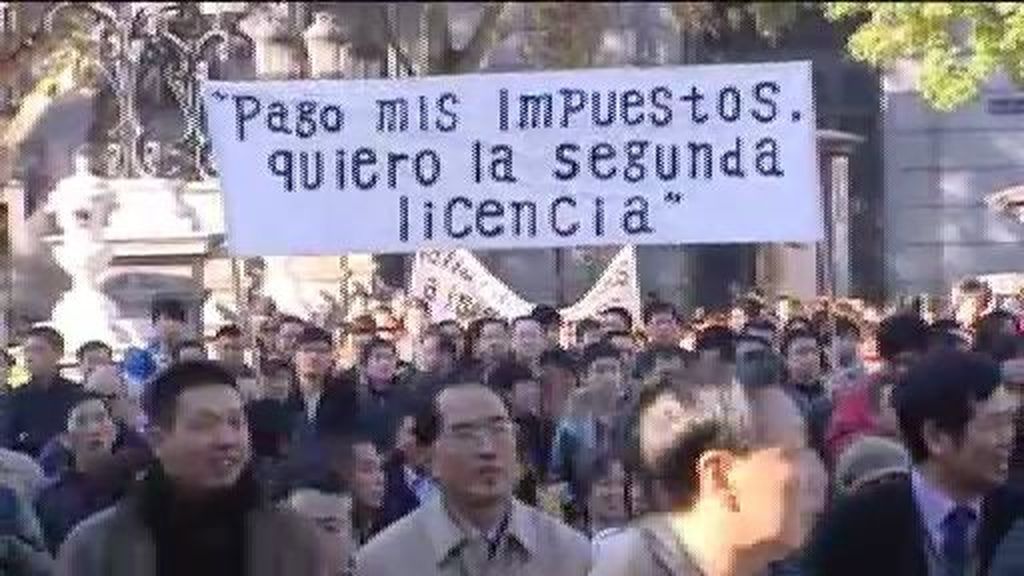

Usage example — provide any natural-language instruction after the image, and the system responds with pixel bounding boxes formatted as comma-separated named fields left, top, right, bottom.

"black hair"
left=539, top=348, right=577, bottom=371
left=894, top=350, right=1003, bottom=463
left=835, top=316, right=861, bottom=338
left=974, top=310, right=1019, bottom=356
left=415, top=381, right=512, bottom=447
left=742, top=318, right=778, bottom=337
left=576, top=318, right=602, bottom=341
left=783, top=317, right=815, bottom=335
left=877, top=313, right=929, bottom=362
left=358, top=337, right=397, bottom=367
left=435, top=319, right=461, bottom=332
left=26, top=326, right=65, bottom=355
left=637, top=346, right=688, bottom=378
left=68, top=391, right=111, bottom=416
left=260, top=358, right=294, bottom=377
left=215, top=324, right=244, bottom=340
left=76, top=340, right=112, bottom=361
left=601, top=307, right=633, bottom=331
left=531, top=304, right=561, bottom=329
left=278, top=315, right=305, bottom=328
left=643, top=301, right=679, bottom=325
left=928, top=319, right=968, bottom=351
left=694, top=325, right=736, bottom=363
left=780, top=328, right=820, bottom=358
left=604, top=330, right=634, bottom=343
left=931, top=318, right=963, bottom=333
left=151, top=297, right=187, bottom=324
left=170, top=339, right=206, bottom=362
left=582, top=341, right=621, bottom=371
left=296, top=325, right=333, bottom=348
left=321, top=429, right=382, bottom=490
left=487, top=360, right=535, bottom=393
left=142, top=360, right=238, bottom=427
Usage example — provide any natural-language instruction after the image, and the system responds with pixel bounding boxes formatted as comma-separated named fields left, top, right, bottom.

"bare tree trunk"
left=452, top=3, right=506, bottom=73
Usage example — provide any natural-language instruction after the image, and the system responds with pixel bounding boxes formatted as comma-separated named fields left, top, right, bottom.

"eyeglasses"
left=443, top=417, right=515, bottom=445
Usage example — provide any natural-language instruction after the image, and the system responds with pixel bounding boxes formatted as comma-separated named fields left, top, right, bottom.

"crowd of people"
left=0, top=277, right=1022, bottom=575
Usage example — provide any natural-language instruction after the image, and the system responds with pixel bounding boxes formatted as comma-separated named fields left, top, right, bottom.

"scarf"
left=138, top=465, right=261, bottom=576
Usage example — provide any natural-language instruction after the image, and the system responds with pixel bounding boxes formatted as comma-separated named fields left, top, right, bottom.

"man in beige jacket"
left=356, top=382, right=590, bottom=576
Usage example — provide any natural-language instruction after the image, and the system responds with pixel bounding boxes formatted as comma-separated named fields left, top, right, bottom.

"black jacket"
left=804, top=476, right=1024, bottom=576
left=377, top=454, right=421, bottom=530
left=4, top=376, right=83, bottom=458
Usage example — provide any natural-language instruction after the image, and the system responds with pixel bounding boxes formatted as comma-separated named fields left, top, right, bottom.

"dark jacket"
left=5, top=376, right=83, bottom=458
left=55, top=468, right=330, bottom=576
left=377, top=455, right=422, bottom=530
left=0, top=484, right=53, bottom=576
left=782, top=380, right=832, bottom=460
left=803, top=476, right=1024, bottom=576
left=35, top=470, right=124, bottom=554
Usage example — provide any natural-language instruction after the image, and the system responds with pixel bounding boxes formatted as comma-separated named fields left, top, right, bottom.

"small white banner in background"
left=410, top=246, right=640, bottom=325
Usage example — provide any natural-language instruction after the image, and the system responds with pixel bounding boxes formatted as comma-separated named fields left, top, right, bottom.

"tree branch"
left=452, top=3, right=507, bottom=74
left=425, top=3, right=452, bottom=74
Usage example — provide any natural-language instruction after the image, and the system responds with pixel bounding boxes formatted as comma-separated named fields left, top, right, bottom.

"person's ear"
left=921, top=420, right=954, bottom=459
left=696, top=449, right=738, bottom=510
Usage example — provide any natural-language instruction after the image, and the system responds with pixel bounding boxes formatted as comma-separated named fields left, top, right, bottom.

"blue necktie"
left=942, top=506, right=976, bottom=576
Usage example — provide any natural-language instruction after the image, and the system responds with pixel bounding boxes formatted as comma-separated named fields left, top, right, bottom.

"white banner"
left=410, top=247, right=640, bottom=326
left=204, top=62, right=821, bottom=255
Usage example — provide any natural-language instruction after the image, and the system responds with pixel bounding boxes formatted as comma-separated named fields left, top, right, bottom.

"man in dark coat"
left=6, top=327, right=83, bottom=458
left=805, top=349, right=1024, bottom=576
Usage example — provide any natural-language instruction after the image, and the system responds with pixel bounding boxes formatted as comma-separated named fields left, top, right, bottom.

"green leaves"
left=824, top=3, right=1024, bottom=110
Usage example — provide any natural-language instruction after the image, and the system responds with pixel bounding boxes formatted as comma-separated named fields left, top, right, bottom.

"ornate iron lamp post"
left=44, top=2, right=250, bottom=179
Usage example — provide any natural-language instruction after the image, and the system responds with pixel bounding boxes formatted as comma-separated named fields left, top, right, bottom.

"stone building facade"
left=882, top=63, right=1024, bottom=299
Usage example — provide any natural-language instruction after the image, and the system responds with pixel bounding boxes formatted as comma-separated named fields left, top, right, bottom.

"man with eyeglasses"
left=356, top=382, right=590, bottom=576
